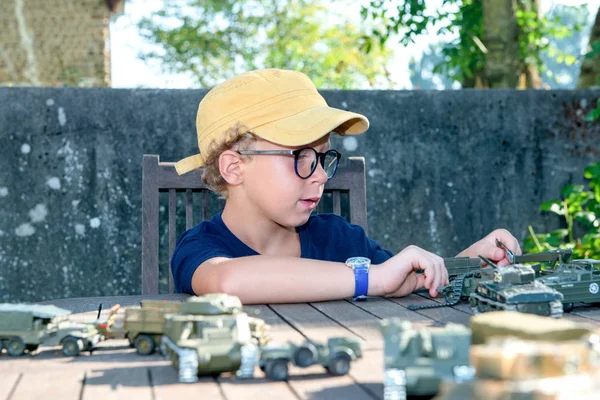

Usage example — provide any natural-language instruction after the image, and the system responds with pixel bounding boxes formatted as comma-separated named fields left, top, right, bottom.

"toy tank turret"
left=381, top=319, right=474, bottom=398
left=469, top=257, right=564, bottom=318
left=180, top=294, right=243, bottom=315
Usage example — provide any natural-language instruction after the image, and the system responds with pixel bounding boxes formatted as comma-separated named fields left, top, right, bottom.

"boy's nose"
left=311, top=162, right=328, bottom=184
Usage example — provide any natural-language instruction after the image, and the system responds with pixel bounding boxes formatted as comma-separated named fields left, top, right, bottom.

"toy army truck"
left=95, top=300, right=181, bottom=355
left=469, top=257, right=564, bottom=318
left=381, top=319, right=474, bottom=398
left=159, top=295, right=262, bottom=383
left=259, top=336, right=362, bottom=381
left=0, top=304, right=101, bottom=356
left=536, top=259, right=600, bottom=311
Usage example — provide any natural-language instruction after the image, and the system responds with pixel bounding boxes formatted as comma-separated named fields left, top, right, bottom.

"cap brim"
left=251, top=105, right=369, bottom=147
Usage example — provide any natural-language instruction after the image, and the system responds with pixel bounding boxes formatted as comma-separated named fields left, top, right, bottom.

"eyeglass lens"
left=296, top=149, right=338, bottom=179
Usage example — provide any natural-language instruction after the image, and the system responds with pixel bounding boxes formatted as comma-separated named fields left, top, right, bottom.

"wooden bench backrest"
left=141, top=154, right=368, bottom=294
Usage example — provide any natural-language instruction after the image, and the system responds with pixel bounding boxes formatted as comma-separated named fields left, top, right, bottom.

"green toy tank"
left=469, top=257, right=564, bottom=318
left=408, top=257, right=492, bottom=310
left=0, top=304, right=102, bottom=357
left=259, top=336, right=362, bottom=381
left=536, top=258, right=600, bottom=311
left=381, top=319, right=474, bottom=398
left=160, top=308, right=259, bottom=382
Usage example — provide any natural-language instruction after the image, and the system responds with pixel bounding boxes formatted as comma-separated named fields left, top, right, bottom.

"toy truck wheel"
left=293, top=344, right=317, bottom=367
left=62, top=337, right=84, bottom=357
left=563, top=303, right=574, bottom=312
left=134, top=334, right=156, bottom=355
left=6, top=338, right=26, bottom=357
left=266, top=359, right=289, bottom=381
left=328, top=353, right=351, bottom=376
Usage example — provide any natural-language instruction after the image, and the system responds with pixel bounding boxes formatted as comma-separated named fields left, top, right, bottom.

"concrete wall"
left=0, top=0, right=123, bottom=87
left=0, top=87, right=599, bottom=302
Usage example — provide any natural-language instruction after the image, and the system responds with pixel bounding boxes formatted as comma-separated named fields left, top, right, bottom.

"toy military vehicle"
left=436, top=311, right=600, bottom=399
left=95, top=300, right=180, bottom=355
left=259, top=336, right=362, bottom=381
left=381, top=319, right=474, bottom=398
left=408, top=257, right=490, bottom=310
left=469, top=256, right=564, bottom=318
left=159, top=296, right=262, bottom=383
left=534, top=259, right=600, bottom=311
left=0, top=303, right=102, bottom=356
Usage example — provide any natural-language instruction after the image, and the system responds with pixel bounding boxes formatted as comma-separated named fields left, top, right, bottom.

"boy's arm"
left=192, top=245, right=445, bottom=304
left=192, top=256, right=384, bottom=303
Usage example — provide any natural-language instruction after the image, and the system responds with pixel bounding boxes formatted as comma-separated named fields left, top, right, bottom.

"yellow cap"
left=174, top=69, right=369, bottom=175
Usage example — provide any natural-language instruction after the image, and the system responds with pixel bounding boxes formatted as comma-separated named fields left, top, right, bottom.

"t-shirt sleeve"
left=170, top=234, right=233, bottom=295
left=366, top=236, right=395, bottom=265
left=325, top=214, right=394, bottom=264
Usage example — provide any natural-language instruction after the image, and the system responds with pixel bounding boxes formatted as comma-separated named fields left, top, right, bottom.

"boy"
left=171, top=69, right=521, bottom=304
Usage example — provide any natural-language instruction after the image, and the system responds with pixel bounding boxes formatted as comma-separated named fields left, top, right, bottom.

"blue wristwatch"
left=346, top=257, right=371, bottom=301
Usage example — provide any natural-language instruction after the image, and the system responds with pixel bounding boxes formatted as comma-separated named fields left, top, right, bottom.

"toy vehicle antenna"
left=478, top=255, right=499, bottom=270
left=495, top=239, right=514, bottom=264
left=97, top=303, right=103, bottom=320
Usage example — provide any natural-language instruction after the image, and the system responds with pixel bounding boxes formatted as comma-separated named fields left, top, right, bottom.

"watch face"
left=346, top=257, right=371, bottom=269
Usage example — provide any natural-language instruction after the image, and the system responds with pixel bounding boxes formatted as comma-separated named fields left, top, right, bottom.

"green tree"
left=137, top=0, right=392, bottom=88
left=361, top=0, right=581, bottom=88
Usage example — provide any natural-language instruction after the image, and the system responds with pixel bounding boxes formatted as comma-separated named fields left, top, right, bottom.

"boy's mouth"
left=299, top=197, right=320, bottom=210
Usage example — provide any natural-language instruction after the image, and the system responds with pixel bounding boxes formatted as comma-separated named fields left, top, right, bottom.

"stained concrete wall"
left=0, top=87, right=599, bottom=302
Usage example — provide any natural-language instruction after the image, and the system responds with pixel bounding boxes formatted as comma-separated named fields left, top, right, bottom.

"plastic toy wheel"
left=563, top=303, right=574, bottom=312
left=6, top=338, right=26, bottom=357
left=266, top=359, right=289, bottom=381
left=293, top=344, right=317, bottom=367
left=62, top=337, right=84, bottom=357
left=327, top=353, right=351, bottom=376
left=444, top=291, right=456, bottom=303
left=134, top=334, right=156, bottom=355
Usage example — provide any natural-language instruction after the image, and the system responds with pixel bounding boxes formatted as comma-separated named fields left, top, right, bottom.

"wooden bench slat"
left=168, top=189, right=177, bottom=294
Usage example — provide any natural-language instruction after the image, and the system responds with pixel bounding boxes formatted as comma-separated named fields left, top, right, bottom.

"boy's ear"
left=219, top=150, right=244, bottom=185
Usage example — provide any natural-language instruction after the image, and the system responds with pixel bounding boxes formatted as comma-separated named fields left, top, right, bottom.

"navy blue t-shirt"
left=171, top=212, right=394, bottom=294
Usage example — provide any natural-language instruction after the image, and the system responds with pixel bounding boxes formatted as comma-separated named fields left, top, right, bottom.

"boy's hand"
left=373, top=245, right=449, bottom=298
left=456, top=229, right=522, bottom=267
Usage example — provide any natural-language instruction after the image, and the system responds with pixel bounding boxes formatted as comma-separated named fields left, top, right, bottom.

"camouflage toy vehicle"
left=259, top=336, right=362, bottom=381
left=0, top=304, right=102, bottom=357
left=381, top=319, right=474, bottom=398
left=536, top=259, right=600, bottom=311
left=160, top=296, right=261, bottom=383
left=469, top=256, right=564, bottom=318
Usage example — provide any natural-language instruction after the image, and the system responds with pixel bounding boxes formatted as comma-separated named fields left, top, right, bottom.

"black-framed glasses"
left=237, top=148, right=342, bottom=180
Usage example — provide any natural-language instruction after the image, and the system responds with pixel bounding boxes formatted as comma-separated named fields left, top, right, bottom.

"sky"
left=109, top=0, right=600, bottom=89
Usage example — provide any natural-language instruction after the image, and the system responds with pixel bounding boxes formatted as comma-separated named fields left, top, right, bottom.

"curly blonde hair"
left=200, top=124, right=258, bottom=198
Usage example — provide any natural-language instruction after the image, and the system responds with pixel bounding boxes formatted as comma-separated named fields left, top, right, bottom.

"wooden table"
left=3, top=293, right=600, bottom=400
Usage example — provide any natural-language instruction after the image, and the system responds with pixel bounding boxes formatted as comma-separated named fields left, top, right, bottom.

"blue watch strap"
left=346, top=257, right=370, bottom=301
left=353, top=266, right=369, bottom=301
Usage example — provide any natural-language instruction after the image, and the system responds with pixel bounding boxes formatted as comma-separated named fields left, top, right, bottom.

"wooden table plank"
left=82, top=365, right=153, bottom=400
left=0, top=372, right=21, bottom=400
left=388, top=294, right=472, bottom=326
left=149, top=366, right=224, bottom=400
left=9, top=371, right=83, bottom=400
left=308, top=300, right=383, bottom=349
left=269, top=302, right=379, bottom=400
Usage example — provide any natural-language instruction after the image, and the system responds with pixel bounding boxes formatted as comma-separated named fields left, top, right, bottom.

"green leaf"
left=562, top=184, right=584, bottom=197
left=540, top=200, right=563, bottom=214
